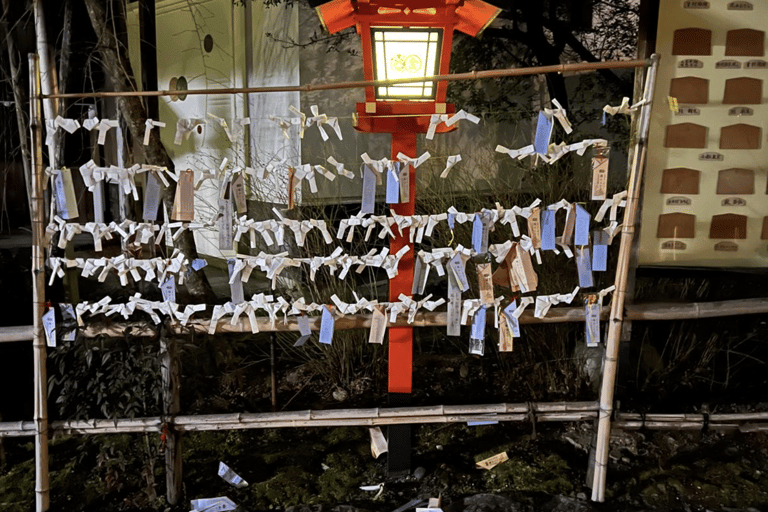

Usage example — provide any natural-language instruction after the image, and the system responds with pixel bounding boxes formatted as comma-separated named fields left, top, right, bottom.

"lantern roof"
left=316, top=0, right=501, bottom=38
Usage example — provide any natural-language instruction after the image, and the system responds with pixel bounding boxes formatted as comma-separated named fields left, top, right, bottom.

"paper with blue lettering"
left=319, top=305, right=335, bottom=345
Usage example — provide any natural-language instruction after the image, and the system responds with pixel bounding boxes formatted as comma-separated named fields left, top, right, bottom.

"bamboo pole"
left=29, top=53, right=50, bottom=512
left=591, top=54, right=660, bottom=502
left=70, top=296, right=768, bottom=338
left=160, top=335, right=182, bottom=506
left=43, top=59, right=649, bottom=100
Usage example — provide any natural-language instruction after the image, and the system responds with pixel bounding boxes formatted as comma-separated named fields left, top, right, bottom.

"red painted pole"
left=388, top=129, right=417, bottom=394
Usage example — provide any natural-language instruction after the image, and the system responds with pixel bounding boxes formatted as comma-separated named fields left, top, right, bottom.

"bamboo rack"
left=591, top=54, right=660, bottom=501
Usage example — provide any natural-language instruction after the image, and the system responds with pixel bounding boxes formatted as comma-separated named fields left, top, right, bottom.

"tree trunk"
left=82, top=0, right=215, bottom=302
left=160, top=334, right=182, bottom=506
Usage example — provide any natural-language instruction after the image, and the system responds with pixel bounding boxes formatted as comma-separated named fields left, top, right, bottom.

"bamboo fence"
left=22, top=50, right=766, bottom=511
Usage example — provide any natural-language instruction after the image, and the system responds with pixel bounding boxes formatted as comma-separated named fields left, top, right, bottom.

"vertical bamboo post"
left=160, top=335, right=182, bottom=505
left=29, top=53, right=50, bottom=512
left=270, top=333, right=278, bottom=412
left=591, top=53, right=659, bottom=502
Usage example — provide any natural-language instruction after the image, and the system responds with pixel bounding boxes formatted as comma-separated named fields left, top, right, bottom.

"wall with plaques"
left=638, top=0, right=768, bottom=267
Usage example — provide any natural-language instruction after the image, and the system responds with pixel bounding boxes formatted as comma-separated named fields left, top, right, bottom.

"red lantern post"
left=316, top=0, right=500, bottom=476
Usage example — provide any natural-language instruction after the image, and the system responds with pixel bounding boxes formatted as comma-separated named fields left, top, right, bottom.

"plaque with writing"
left=477, top=263, right=494, bottom=306
left=398, top=162, right=409, bottom=203
left=729, top=107, right=754, bottom=116
left=143, top=172, right=162, bottom=222
left=232, top=174, right=247, bottom=215
left=699, top=152, right=724, bottom=161
left=683, top=0, right=709, bottom=7
left=678, top=59, right=704, bottom=69
left=728, top=1, right=753, bottom=9
left=447, top=271, right=462, bottom=336
left=171, top=169, right=195, bottom=221
left=319, top=305, right=335, bottom=345
left=661, top=240, right=687, bottom=250
left=714, top=241, right=738, bottom=252
left=528, top=207, right=541, bottom=249
left=721, top=197, right=747, bottom=206
left=591, top=145, right=609, bottom=200
left=716, top=60, right=742, bottom=69
left=746, top=60, right=768, bottom=68
left=676, top=107, right=700, bottom=116
left=666, top=196, right=693, bottom=206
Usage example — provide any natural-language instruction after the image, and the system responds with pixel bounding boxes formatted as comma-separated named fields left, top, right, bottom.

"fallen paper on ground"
left=189, top=496, right=236, bottom=512
left=476, top=451, right=509, bottom=470
left=369, top=426, right=388, bottom=458
left=360, top=482, right=385, bottom=499
left=218, top=461, right=248, bottom=488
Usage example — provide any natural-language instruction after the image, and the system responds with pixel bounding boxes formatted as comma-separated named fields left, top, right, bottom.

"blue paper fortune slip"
left=592, top=230, right=608, bottom=272
left=472, top=214, right=483, bottom=253
left=191, top=258, right=208, bottom=271
left=295, top=315, right=312, bottom=346
left=361, top=164, right=376, bottom=214
left=533, top=111, right=554, bottom=155
left=160, top=276, right=176, bottom=302
left=448, top=212, right=455, bottom=230
left=319, top=306, right=334, bottom=345
left=574, top=204, right=591, bottom=246
left=386, top=166, right=399, bottom=204
left=541, top=209, right=557, bottom=251
left=467, top=421, right=499, bottom=426
left=576, top=247, right=594, bottom=288
left=471, top=306, right=487, bottom=341
left=42, top=309, right=56, bottom=347
left=503, top=300, right=521, bottom=337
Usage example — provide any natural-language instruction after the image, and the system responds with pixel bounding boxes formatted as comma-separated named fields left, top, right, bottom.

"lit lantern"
left=317, top=0, right=501, bottom=132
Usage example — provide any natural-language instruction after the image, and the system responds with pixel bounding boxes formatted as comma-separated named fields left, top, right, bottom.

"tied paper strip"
left=319, top=305, right=334, bottom=345
left=603, top=96, right=647, bottom=116
left=592, top=230, right=609, bottom=272
left=95, top=119, right=119, bottom=145
left=42, top=308, right=56, bottom=348
left=306, top=105, right=343, bottom=141
left=439, top=155, right=462, bottom=179
left=426, top=109, right=480, bottom=139
left=295, top=315, right=312, bottom=346
left=327, top=156, right=355, bottom=180
left=544, top=99, right=573, bottom=134
left=368, top=305, right=387, bottom=344
left=591, top=144, right=610, bottom=200
left=469, top=306, right=486, bottom=356
left=143, top=119, right=166, bottom=145
left=218, top=462, right=248, bottom=488
left=174, top=118, right=205, bottom=145
left=228, top=259, right=244, bottom=304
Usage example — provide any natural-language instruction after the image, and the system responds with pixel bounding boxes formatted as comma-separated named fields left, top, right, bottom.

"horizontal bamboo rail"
left=0, top=325, right=34, bottom=342
left=0, top=401, right=598, bottom=436
left=42, top=59, right=649, bottom=100
left=4, top=405, right=768, bottom=437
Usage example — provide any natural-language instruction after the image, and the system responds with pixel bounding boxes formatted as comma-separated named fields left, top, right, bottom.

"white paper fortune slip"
left=575, top=247, right=594, bottom=289
left=143, top=172, right=162, bottom=222
left=398, top=161, right=410, bottom=203
left=448, top=252, right=470, bottom=292
left=60, top=303, right=77, bottom=342
left=218, top=461, right=248, bottom=488
left=172, top=169, right=195, bottom=221
left=319, top=305, right=334, bottom=345
left=160, top=276, right=176, bottom=303
left=476, top=451, right=509, bottom=470
left=295, top=314, right=312, bottom=347
left=446, top=269, right=461, bottom=337
left=228, top=259, right=244, bottom=304
left=53, top=168, right=79, bottom=220
left=369, top=426, right=388, bottom=458
left=219, top=187, right=234, bottom=251
left=592, top=230, right=608, bottom=272
left=591, top=144, right=610, bottom=200
left=368, top=305, right=387, bottom=344
left=190, top=497, right=237, bottom=512
left=361, top=164, right=376, bottom=215
left=585, top=294, right=601, bottom=347
left=42, top=308, right=56, bottom=348
left=469, top=306, right=486, bottom=356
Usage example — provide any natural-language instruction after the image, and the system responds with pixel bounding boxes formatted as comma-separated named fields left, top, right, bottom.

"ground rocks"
left=443, top=493, right=526, bottom=512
